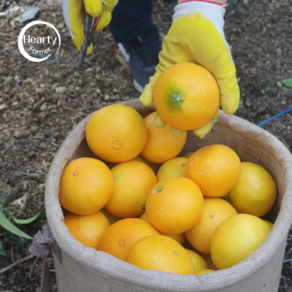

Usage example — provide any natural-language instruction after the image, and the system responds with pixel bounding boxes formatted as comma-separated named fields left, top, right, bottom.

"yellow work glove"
left=62, top=0, right=118, bottom=54
left=140, top=1, right=240, bottom=138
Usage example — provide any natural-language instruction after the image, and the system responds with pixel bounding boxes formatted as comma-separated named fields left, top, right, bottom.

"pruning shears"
left=75, top=14, right=100, bottom=69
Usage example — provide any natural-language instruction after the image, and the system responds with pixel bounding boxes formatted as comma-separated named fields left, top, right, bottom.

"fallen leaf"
left=19, top=6, right=40, bottom=23
left=281, top=78, right=292, bottom=88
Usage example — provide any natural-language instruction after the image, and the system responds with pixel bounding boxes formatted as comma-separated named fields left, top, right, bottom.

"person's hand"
left=140, top=1, right=240, bottom=138
left=62, top=0, right=118, bottom=54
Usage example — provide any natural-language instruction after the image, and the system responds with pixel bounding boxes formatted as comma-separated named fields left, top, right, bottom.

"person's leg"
left=109, top=0, right=153, bottom=43
left=109, top=0, right=162, bottom=93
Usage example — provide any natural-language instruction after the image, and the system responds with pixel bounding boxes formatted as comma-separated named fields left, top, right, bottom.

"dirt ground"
left=0, top=0, right=292, bottom=291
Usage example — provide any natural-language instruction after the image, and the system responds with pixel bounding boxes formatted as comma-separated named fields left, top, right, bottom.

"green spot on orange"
left=165, top=88, right=184, bottom=110
left=157, top=186, right=163, bottom=192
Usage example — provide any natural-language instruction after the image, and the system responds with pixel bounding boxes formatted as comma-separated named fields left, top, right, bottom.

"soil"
left=0, top=0, right=292, bottom=291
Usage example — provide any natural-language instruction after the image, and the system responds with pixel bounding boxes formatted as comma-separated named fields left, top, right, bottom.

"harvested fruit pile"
left=58, top=103, right=277, bottom=275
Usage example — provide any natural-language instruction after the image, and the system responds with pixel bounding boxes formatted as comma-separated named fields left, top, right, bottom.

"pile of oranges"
left=58, top=103, right=277, bottom=276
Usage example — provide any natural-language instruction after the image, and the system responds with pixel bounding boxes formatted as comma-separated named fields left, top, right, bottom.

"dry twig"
left=0, top=254, right=34, bottom=275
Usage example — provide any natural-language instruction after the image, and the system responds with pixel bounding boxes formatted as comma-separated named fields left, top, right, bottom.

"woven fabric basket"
left=45, top=99, right=292, bottom=292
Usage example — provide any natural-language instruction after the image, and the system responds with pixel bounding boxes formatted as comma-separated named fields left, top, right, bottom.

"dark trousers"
left=109, top=0, right=154, bottom=43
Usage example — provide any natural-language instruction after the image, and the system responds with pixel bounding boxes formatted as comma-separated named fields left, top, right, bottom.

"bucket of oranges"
left=45, top=87, right=292, bottom=291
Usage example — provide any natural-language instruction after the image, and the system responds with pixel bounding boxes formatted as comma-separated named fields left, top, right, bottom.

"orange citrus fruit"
left=99, top=208, right=120, bottom=225
left=183, top=152, right=193, bottom=158
left=185, top=198, right=237, bottom=254
left=263, top=220, right=274, bottom=231
left=64, top=211, right=109, bottom=249
left=139, top=211, right=150, bottom=222
left=98, top=218, right=159, bottom=260
left=146, top=177, right=204, bottom=234
left=139, top=212, right=186, bottom=245
left=157, top=157, right=188, bottom=181
left=185, top=249, right=208, bottom=273
left=131, top=155, right=156, bottom=173
left=126, top=235, right=194, bottom=274
left=196, top=269, right=215, bottom=275
left=153, top=62, right=220, bottom=130
left=211, top=214, right=270, bottom=269
left=186, top=144, right=241, bottom=197
left=59, top=157, right=113, bottom=215
left=105, top=161, right=157, bottom=218
left=140, top=112, right=187, bottom=163
left=86, top=104, right=147, bottom=162
left=228, top=162, right=277, bottom=217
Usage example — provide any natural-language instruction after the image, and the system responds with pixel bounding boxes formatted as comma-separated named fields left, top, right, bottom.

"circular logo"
left=18, top=20, right=61, bottom=63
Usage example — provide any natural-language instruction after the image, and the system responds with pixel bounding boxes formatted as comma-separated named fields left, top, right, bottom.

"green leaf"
left=32, top=209, right=47, bottom=222
left=3, top=208, right=43, bottom=224
left=238, top=100, right=244, bottom=108
left=19, top=6, right=40, bottom=23
left=0, top=211, right=32, bottom=239
left=281, top=78, right=292, bottom=87
left=4, top=229, right=24, bottom=246
left=0, top=240, right=5, bottom=256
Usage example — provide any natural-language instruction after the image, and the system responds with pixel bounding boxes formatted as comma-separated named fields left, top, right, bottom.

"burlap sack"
left=45, top=99, right=292, bottom=292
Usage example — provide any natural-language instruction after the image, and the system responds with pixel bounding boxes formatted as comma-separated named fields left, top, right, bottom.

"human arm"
left=62, top=0, right=118, bottom=54
left=140, top=0, right=239, bottom=138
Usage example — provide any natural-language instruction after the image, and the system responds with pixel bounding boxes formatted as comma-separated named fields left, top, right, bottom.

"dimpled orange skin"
left=186, top=144, right=241, bottom=197
left=185, top=198, right=238, bottom=254
left=211, top=214, right=270, bottom=270
left=105, top=161, right=157, bottom=218
left=59, top=158, right=114, bottom=215
left=228, top=162, right=277, bottom=217
left=86, top=104, right=148, bottom=163
left=146, top=177, right=204, bottom=234
left=153, top=62, right=220, bottom=130
left=98, top=218, right=159, bottom=261
left=139, top=212, right=186, bottom=245
left=64, top=211, right=109, bottom=249
left=157, top=157, right=188, bottom=181
left=125, top=235, right=195, bottom=274
left=140, top=112, right=187, bottom=163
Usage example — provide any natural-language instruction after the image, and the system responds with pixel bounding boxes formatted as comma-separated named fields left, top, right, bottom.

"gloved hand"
left=140, top=1, right=240, bottom=138
left=62, top=0, right=118, bottom=54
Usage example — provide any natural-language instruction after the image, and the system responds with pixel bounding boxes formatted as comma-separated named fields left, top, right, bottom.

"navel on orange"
left=153, top=62, right=220, bottom=130
left=126, top=235, right=194, bottom=274
left=98, top=218, right=159, bottom=261
left=59, top=157, right=113, bottom=215
left=86, top=104, right=148, bottom=162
